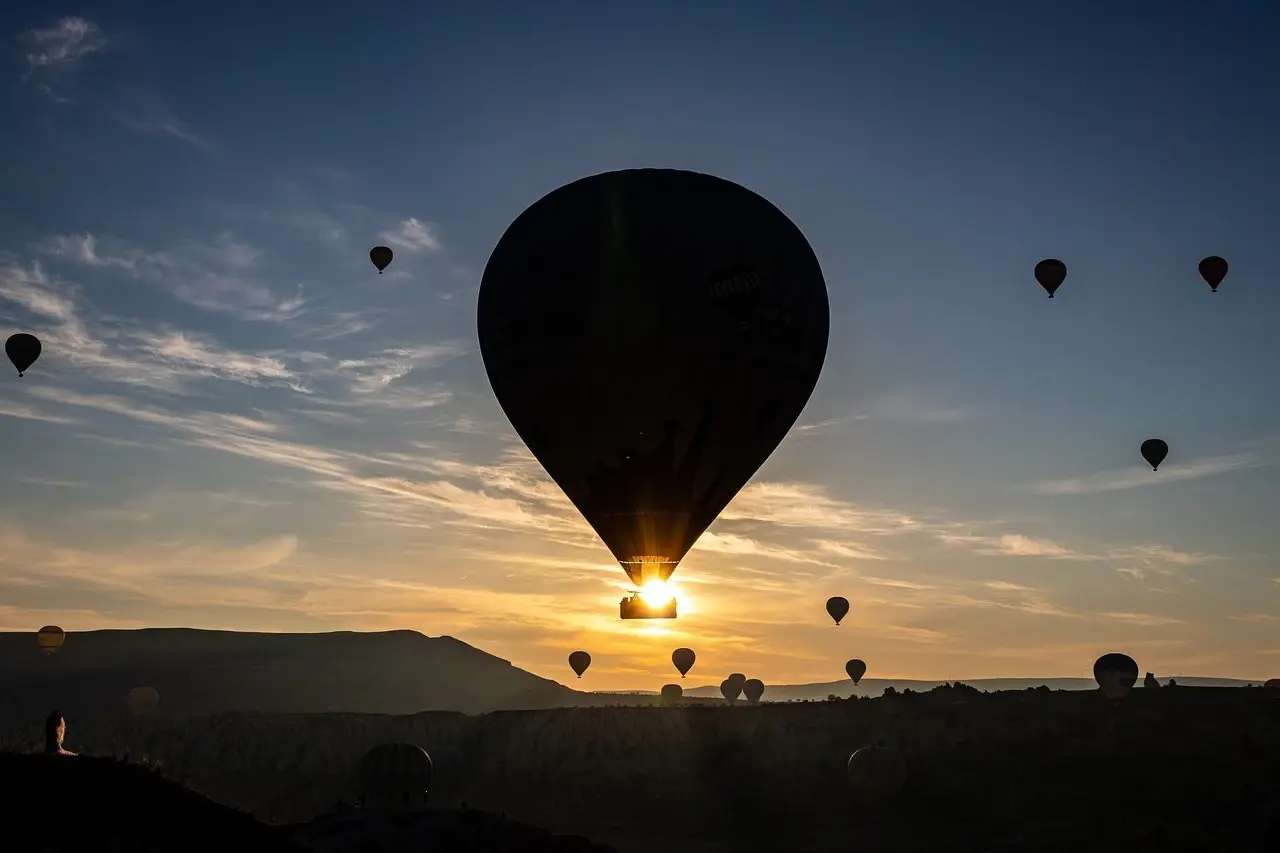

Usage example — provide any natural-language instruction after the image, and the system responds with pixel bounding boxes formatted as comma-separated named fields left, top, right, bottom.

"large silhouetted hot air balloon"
left=1034, top=259, right=1067, bottom=298
left=6, top=333, right=41, bottom=377
left=727, top=672, right=746, bottom=689
left=477, top=170, right=830, bottom=607
left=847, top=746, right=907, bottom=803
left=568, top=650, right=591, bottom=678
left=743, top=679, right=765, bottom=703
left=826, top=596, right=849, bottom=625
left=1140, top=439, right=1169, bottom=471
left=720, top=677, right=741, bottom=701
left=846, top=659, right=867, bottom=686
left=672, top=647, right=696, bottom=678
left=359, top=743, right=432, bottom=810
left=128, top=687, right=159, bottom=716
left=370, top=246, right=394, bottom=274
left=660, top=684, right=683, bottom=704
left=1198, top=256, right=1228, bottom=292
left=36, top=626, right=64, bottom=656
left=1094, top=653, right=1139, bottom=700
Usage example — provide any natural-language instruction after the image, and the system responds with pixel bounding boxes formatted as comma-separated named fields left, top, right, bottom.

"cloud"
left=378, top=218, right=442, bottom=253
left=1228, top=613, right=1280, bottom=624
left=21, top=17, right=107, bottom=81
left=1103, top=612, right=1187, bottom=628
left=1025, top=452, right=1268, bottom=495
left=0, top=401, right=80, bottom=425
left=797, top=390, right=970, bottom=435
left=115, top=99, right=210, bottom=151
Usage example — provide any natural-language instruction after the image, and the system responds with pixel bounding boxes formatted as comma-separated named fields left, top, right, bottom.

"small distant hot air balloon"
left=6, top=333, right=42, bottom=377
left=568, top=650, right=591, bottom=679
left=128, top=686, right=160, bottom=716
left=370, top=246, right=394, bottom=274
left=359, top=743, right=432, bottom=810
left=847, top=746, right=908, bottom=804
left=660, top=683, right=683, bottom=705
left=1094, top=652, right=1139, bottom=700
left=1034, top=259, right=1067, bottom=298
left=477, top=170, right=830, bottom=612
left=720, top=677, right=742, bottom=702
left=846, top=659, right=867, bottom=686
left=1198, top=256, right=1228, bottom=293
left=36, top=626, right=65, bottom=656
left=1140, top=439, right=1169, bottom=471
left=743, top=678, right=765, bottom=703
left=672, top=648, right=696, bottom=678
left=826, top=596, right=850, bottom=626
left=727, top=672, right=746, bottom=689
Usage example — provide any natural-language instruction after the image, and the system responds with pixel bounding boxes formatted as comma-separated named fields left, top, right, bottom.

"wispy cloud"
left=1104, top=612, right=1187, bottom=628
left=797, top=390, right=970, bottom=435
left=1025, top=452, right=1268, bottom=495
left=114, top=93, right=211, bottom=151
left=378, top=218, right=442, bottom=253
left=1228, top=613, right=1280, bottom=624
left=21, top=17, right=107, bottom=90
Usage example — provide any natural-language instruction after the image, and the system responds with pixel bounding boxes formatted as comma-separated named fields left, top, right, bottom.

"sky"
left=1, top=1, right=1278, bottom=690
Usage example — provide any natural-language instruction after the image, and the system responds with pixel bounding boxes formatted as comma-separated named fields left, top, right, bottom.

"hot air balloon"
left=36, top=626, right=65, bottom=656
left=743, top=679, right=765, bottom=703
left=1198, top=256, right=1228, bottom=292
left=720, top=677, right=742, bottom=701
left=477, top=170, right=830, bottom=618
left=846, top=659, right=867, bottom=686
left=727, top=672, right=746, bottom=690
left=568, top=650, right=591, bottom=678
left=1094, top=652, right=1139, bottom=700
left=369, top=246, right=394, bottom=274
left=359, top=743, right=432, bottom=810
left=847, top=746, right=907, bottom=803
left=128, top=686, right=160, bottom=716
left=672, top=647, right=696, bottom=678
left=1264, top=678, right=1280, bottom=689
left=826, top=596, right=850, bottom=626
left=6, top=333, right=42, bottom=377
left=1140, top=439, right=1169, bottom=471
left=660, top=683, right=683, bottom=705
left=1034, top=259, right=1067, bottom=298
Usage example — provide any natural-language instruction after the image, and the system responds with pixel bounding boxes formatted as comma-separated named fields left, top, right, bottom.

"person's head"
left=44, top=710, right=65, bottom=753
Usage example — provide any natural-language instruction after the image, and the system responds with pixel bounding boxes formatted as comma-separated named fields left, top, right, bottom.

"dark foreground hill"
left=4, top=684, right=1278, bottom=852
left=0, top=629, right=580, bottom=717
left=2, top=753, right=617, bottom=853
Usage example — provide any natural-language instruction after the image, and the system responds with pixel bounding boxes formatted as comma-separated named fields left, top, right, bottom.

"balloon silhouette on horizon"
left=36, top=626, right=65, bottom=656
left=1141, top=439, right=1169, bottom=471
left=846, top=659, right=867, bottom=686
left=1094, top=652, right=1140, bottom=700
left=720, top=677, right=742, bottom=701
left=369, top=245, right=393, bottom=274
left=672, top=647, right=696, bottom=678
left=743, top=679, right=765, bottom=703
left=6, top=333, right=41, bottom=377
left=476, top=169, right=829, bottom=608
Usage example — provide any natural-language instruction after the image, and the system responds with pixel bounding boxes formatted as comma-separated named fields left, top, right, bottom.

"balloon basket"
left=620, top=594, right=677, bottom=620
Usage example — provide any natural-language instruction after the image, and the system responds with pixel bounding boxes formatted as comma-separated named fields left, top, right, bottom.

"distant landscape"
left=0, top=629, right=1261, bottom=721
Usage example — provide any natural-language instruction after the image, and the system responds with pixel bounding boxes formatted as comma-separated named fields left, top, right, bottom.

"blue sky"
left=1, top=1, right=1278, bottom=688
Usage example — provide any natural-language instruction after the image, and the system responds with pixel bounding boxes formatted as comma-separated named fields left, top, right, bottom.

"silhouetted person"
left=44, top=710, right=76, bottom=755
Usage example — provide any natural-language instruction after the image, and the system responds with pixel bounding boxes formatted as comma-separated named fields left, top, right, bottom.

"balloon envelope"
left=672, top=647, right=696, bottom=677
left=846, top=659, right=867, bottom=685
left=477, top=169, right=830, bottom=589
left=1198, top=255, right=1227, bottom=291
left=359, top=742, right=432, bottom=802
left=1264, top=678, right=1280, bottom=689
left=1094, top=652, right=1139, bottom=699
left=6, top=333, right=41, bottom=376
left=743, top=678, right=765, bottom=703
left=1034, top=259, right=1067, bottom=298
left=660, top=683, right=683, bottom=704
left=826, top=596, right=850, bottom=625
left=128, top=686, right=160, bottom=716
left=36, top=626, right=64, bottom=656
left=720, top=678, right=742, bottom=701
left=568, top=650, right=591, bottom=678
left=369, top=246, right=394, bottom=273
left=847, top=746, right=907, bottom=802
left=1140, top=439, right=1169, bottom=470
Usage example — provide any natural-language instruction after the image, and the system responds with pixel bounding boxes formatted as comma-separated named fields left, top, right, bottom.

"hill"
left=0, top=629, right=580, bottom=718
left=3, top=684, right=1278, bottom=851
